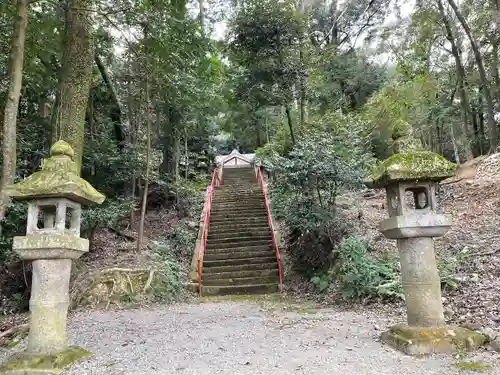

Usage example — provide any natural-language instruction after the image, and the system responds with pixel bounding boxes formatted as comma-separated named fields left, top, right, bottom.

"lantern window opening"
left=405, top=187, right=430, bottom=211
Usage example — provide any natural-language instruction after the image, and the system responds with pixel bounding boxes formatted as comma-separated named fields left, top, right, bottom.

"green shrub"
left=169, top=175, right=206, bottom=219
left=150, top=241, right=186, bottom=302
left=258, top=128, right=371, bottom=273
left=160, top=223, right=197, bottom=259
left=81, top=198, right=135, bottom=235
left=310, top=272, right=333, bottom=293
left=337, top=236, right=404, bottom=301
left=0, top=201, right=28, bottom=263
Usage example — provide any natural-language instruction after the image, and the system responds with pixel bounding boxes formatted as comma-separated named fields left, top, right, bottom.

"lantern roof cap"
left=5, top=141, right=105, bottom=205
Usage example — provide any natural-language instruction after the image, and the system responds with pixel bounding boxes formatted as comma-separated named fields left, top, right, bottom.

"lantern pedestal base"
left=381, top=324, right=486, bottom=356
left=0, top=346, right=92, bottom=375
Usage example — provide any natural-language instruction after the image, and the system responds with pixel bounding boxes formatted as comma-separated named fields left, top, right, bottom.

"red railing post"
left=257, top=167, right=283, bottom=293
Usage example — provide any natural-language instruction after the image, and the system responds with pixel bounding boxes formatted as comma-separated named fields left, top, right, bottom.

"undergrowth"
left=148, top=219, right=199, bottom=303
left=150, top=241, right=186, bottom=303
left=310, top=235, right=466, bottom=302
left=310, top=236, right=404, bottom=301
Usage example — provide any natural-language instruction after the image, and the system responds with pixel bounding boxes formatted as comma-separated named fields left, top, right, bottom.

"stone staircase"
left=200, top=167, right=280, bottom=296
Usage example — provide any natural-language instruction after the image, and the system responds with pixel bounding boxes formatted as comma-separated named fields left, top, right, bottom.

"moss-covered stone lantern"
left=0, top=141, right=105, bottom=374
left=365, top=150, right=486, bottom=355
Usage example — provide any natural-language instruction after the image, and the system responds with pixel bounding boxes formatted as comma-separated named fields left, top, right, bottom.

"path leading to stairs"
left=2, top=298, right=498, bottom=374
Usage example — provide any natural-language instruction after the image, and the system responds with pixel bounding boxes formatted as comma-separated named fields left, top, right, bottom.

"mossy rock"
left=0, top=346, right=92, bottom=374
left=381, top=324, right=487, bottom=356
left=366, top=151, right=456, bottom=189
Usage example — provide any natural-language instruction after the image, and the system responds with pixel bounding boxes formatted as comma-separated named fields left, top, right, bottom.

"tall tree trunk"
left=137, top=74, right=151, bottom=252
left=297, top=0, right=308, bottom=127
left=127, top=63, right=137, bottom=228
left=479, top=88, right=486, bottom=154
left=447, top=0, right=498, bottom=152
left=198, top=0, right=205, bottom=30
left=437, top=0, right=474, bottom=160
left=174, top=132, right=181, bottom=204
left=0, top=0, right=29, bottom=233
left=184, top=127, right=189, bottom=180
left=492, top=0, right=500, bottom=108
left=95, top=54, right=124, bottom=147
left=52, top=0, right=95, bottom=173
left=471, top=105, right=483, bottom=155
left=277, top=32, right=296, bottom=145
left=87, top=91, right=96, bottom=176
left=284, top=103, right=296, bottom=145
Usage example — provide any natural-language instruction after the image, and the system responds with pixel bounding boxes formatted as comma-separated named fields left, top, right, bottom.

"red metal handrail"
left=257, top=167, right=283, bottom=292
left=197, top=169, right=220, bottom=295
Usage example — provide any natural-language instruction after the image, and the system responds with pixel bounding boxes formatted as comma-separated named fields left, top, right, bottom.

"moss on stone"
left=381, top=324, right=487, bottom=355
left=366, top=150, right=456, bottom=188
left=4, top=141, right=105, bottom=205
left=0, top=346, right=92, bottom=374
left=454, top=361, right=491, bottom=372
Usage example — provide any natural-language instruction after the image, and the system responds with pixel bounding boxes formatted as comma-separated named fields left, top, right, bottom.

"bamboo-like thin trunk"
left=447, top=0, right=498, bottom=152
left=437, top=0, right=474, bottom=160
left=137, top=73, right=151, bottom=252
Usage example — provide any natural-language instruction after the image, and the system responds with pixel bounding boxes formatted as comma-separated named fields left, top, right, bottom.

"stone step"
left=203, top=261, right=277, bottom=274
left=211, top=203, right=266, bottom=211
left=210, top=211, right=267, bottom=221
left=207, top=224, right=270, bottom=234
left=207, top=230, right=270, bottom=240
left=216, top=186, right=260, bottom=191
left=203, top=256, right=277, bottom=268
left=206, top=238, right=271, bottom=249
left=207, top=234, right=271, bottom=245
left=222, top=171, right=255, bottom=176
left=210, top=217, right=268, bottom=225
left=221, top=183, right=257, bottom=186
left=202, top=268, right=279, bottom=280
left=213, top=194, right=264, bottom=202
left=212, top=200, right=265, bottom=207
left=212, top=200, right=264, bottom=207
left=204, top=249, right=275, bottom=261
left=211, top=209, right=266, bottom=217
left=200, top=283, right=279, bottom=296
left=222, top=176, right=256, bottom=179
left=211, top=206, right=266, bottom=214
left=203, top=276, right=279, bottom=286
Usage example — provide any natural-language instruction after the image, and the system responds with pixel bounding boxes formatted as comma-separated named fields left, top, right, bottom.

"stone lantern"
left=1, top=141, right=105, bottom=374
left=366, top=150, right=485, bottom=355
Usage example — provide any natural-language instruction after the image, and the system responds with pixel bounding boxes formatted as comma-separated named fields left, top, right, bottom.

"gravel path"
left=2, top=300, right=498, bottom=374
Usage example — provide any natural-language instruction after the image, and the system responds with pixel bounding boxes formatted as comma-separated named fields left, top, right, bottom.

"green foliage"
left=82, top=129, right=144, bottom=197
left=169, top=174, right=206, bottom=219
left=337, top=236, right=404, bottom=301
left=438, top=252, right=466, bottom=290
left=158, top=223, right=197, bottom=259
left=259, top=126, right=370, bottom=272
left=310, top=272, right=333, bottom=293
left=81, top=198, right=135, bottom=237
left=149, top=241, right=186, bottom=303
left=0, top=202, right=27, bottom=263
